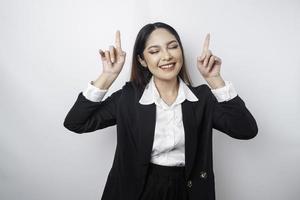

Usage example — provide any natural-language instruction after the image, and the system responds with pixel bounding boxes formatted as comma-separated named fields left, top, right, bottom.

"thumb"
left=197, top=54, right=205, bottom=62
left=121, top=51, right=126, bottom=56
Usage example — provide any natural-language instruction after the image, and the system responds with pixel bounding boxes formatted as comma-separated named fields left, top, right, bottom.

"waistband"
left=148, top=162, right=186, bottom=179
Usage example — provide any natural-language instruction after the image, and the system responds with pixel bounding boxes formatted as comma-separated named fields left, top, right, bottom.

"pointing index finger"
left=203, top=33, right=210, bottom=51
left=115, top=30, right=122, bottom=51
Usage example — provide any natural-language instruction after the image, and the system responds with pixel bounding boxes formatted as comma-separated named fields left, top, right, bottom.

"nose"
left=162, top=49, right=172, bottom=60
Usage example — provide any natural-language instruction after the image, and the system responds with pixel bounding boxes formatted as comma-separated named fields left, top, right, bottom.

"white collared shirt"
left=83, top=76, right=238, bottom=167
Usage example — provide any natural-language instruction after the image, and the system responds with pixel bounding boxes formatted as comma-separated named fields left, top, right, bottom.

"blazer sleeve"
left=63, top=88, right=123, bottom=134
left=208, top=86, right=258, bottom=140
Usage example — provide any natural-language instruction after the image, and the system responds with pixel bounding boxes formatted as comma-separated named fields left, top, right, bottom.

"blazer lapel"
left=137, top=102, right=156, bottom=166
left=182, top=100, right=198, bottom=180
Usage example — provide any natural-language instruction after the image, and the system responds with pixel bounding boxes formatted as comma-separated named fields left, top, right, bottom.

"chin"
left=154, top=72, right=179, bottom=82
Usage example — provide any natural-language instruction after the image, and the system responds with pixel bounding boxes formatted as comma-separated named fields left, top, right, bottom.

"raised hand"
left=197, top=33, right=222, bottom=79
left=99, top=30, right=126, bottom=78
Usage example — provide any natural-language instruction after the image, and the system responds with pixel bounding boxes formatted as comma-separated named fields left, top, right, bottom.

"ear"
left=138, top=55, right=147, bottom=68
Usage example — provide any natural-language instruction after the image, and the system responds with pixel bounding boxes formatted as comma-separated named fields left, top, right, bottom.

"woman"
left=63, top=22, right=258, bottom=200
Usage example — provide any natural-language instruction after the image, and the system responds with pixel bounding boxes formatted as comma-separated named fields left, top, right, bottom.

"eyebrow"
left=146, top=40, right=178, bottom=50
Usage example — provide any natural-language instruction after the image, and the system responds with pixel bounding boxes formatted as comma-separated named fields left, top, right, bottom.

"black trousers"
left=139, top=162, right=189, bottom=200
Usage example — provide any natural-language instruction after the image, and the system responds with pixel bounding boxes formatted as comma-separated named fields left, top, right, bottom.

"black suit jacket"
left=63, top=81, right=258, bottom=200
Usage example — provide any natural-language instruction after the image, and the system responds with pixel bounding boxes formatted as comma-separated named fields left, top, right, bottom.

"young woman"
left=63, top=22, right=258, bottom=200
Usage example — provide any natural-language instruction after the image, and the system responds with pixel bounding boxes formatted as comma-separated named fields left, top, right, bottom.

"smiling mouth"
left=159, top=62, right=176, bottom=69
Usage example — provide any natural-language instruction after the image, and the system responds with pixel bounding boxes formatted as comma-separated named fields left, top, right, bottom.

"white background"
left=1, top=0, right=299, bottom=199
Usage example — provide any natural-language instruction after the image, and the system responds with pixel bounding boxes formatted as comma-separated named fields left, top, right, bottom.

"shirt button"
left=187, top=180, right=192, bottom=188
left=200, top=171, right=207, bottom=179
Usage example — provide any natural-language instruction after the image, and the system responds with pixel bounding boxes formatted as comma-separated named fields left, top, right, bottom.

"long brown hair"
left=130, top=22, right=192, bottom=91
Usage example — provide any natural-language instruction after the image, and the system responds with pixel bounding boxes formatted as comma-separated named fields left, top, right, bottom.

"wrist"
left=92, top=73, right=118, bottom=90
left=205, top=76, right=225, bottom=89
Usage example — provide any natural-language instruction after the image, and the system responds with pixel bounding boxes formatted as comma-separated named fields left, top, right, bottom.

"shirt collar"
left=139, top=75, right=198, bottom=109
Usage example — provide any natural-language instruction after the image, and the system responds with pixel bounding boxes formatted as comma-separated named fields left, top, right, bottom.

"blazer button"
left=200, top=171, right=207, bottom=179
left=187, top=180, right=192, bottom=188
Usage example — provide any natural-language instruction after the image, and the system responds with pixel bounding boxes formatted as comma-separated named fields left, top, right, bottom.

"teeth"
left=160, top=63, right=175, bottom=69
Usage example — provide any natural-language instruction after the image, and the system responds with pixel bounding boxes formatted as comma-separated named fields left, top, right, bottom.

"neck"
left=153, top=76, right=179, bottom=97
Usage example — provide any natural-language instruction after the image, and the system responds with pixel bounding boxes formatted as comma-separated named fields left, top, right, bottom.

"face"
left=138, top=28, right=183, bottom=82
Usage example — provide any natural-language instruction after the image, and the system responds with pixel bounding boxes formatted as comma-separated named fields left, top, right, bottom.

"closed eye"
left=170, top=45, right=178, bottom=49
left=148, top=45, right=178, bottom=54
